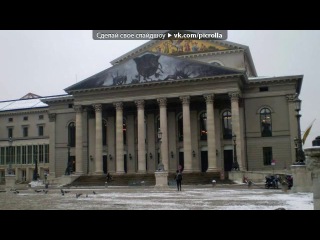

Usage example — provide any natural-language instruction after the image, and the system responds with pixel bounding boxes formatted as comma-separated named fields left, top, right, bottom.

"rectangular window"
left=68, top=104, right=73, bottom=108
left=33, top=145, right=38, bottom=164
left=8, top=128, right=13, bottom=138
left=44, top=144, right=49, bottom=163
left=16, top=146, right=21, bottom=164
left=39, top=145, right=44, bottom=163
left=6, top=147, right=10, bottom=164
left=8, top=117, right=13, bottom=122
left=38, top=126, right=44, bottom=136
left=0, top=147, right=5, bottom=165
left=22, top=146, right=27, bottom=164
left=27, top=146, right=32, bottom=164
left=23, top=116, right=28, bottom=121
left=23, top=127, right=28, bottom=137
left=39, top=115, right=44, bottom=120
left=259, top=86, right=269, bottom=92
left=263, top=147, right=273, bottom=165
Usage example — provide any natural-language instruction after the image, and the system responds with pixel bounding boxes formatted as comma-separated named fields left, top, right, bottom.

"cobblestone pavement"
left=0, top=185, right=313, bottom=210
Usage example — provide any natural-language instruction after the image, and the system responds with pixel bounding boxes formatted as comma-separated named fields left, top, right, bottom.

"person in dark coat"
left=175, top=170, right=182, bottom=191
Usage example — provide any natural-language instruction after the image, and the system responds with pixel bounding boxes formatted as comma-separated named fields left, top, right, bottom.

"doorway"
left=179, top=152, right=184, bottom=171
left=70, top=156, right=76, bottom=173
left=201, top=151, right=208, bottom=172
left=124, top=154, right=127, bottom=173
left=224, top=150, right=233, bottom=171
left=103, top=155, right=107, bottom=174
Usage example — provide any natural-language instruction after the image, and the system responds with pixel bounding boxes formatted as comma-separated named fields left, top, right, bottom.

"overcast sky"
left=0, top=30, right=319, bottom=147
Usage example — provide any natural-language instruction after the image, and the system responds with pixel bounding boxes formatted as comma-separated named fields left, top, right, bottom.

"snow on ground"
left=0, top=187, right=313, bottom=210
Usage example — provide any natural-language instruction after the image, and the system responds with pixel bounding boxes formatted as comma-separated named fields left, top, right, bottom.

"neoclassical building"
left=0, top=39, right=303, bottom=181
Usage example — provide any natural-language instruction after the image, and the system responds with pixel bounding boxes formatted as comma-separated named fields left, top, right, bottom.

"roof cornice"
left=69, top=73, right=244, bottom=95
left=41, top=95, right=74, bottom=104
left=0, top=108, right=48, bottom=116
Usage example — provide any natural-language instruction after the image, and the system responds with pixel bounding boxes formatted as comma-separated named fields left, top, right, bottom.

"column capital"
left=135, top=100, right=145, bottom=109
left=93, top=104, right=102, bottom=112
left=180, top=96, right=190, bottom=105
left=286, top=94, right=297, bottom=102
left=113, top=102, right=123, bottom=110
left=203, top=94, right=214, bottom=103
left=73, top=105, right=83, bottom=113
left=228, top=92, right=241, bottom=101
left=157, top=98, right=167, bottom=107
left=48, top=113, right=56, bottom=122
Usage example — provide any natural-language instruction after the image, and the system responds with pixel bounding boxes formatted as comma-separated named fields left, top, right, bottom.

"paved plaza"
left=0, top=185, right=313, bottom=210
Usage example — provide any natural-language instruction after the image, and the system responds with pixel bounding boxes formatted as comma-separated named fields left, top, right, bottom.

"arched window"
left=222, top=110, right=232, bottom=139
left=103, top=119, right=107, bottom=146
left=200, top=112, right=207, bottom=140
left=177, top=113, right=183, bottom=142
left=123, top=118, right=127, bottom=145
left=260, top=108, right=272, bottom=137
left=68, top=122, right=75, bottom=147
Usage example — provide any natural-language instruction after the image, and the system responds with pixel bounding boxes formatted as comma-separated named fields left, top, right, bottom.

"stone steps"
left=69, top=172, right=233, bottom=187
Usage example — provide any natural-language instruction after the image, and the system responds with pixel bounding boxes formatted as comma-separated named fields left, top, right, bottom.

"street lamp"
left=157, top=128, right=164, bottom=171
left=294, top=98, right=305, bottom=164
left=231, top=134, right=240, bottom=171
left=7, top=137, right=13, bottom=175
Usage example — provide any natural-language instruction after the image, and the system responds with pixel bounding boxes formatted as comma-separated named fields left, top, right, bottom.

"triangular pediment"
left=65, top=52, right=241, bottom=92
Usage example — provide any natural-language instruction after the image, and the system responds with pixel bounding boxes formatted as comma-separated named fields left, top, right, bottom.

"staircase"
left=69, top=172, right=234, bottom=187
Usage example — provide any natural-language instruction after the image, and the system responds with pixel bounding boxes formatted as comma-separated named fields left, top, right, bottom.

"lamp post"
left=7, top=137, right=13, bottom=175
left=232, top=134, right=240, bottom=171
left=157, top=128, right=164, bottom=171
left=294, top=98, right=305, bottom=164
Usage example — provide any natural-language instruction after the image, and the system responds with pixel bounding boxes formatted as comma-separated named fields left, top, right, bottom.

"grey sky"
left=0, top=30, right=319, bottom=147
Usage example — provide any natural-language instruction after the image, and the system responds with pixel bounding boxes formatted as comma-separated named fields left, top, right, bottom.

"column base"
left=94, top=171, right=104, bottom=175
left=154, top=171, right=169, bottom=188
left=137, top=170, right=147, bottom=174
left=5, top=175, right=16, bottom=192
left=207, top=168, right=219, bottom=173
left=74, top=171, right=84, bottom=176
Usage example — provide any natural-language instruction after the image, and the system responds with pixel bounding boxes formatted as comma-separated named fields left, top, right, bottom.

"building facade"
left=0, top=39, right=303, bottom=181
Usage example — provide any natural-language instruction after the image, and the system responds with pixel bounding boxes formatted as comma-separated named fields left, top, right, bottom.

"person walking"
left=175, top=170, right=182, bottom=191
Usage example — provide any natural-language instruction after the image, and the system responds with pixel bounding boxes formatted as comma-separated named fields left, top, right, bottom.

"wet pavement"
left=0, top=184, right=313, bottom=210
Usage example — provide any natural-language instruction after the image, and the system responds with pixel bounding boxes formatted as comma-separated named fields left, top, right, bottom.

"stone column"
left=305, top=147, right=320, bottom=210
left=93, top=104, right=103, bottom=174
left=48, top=113, right=56, bottom=178
left=157, top=98, right=169, bottom=171
left=204, top=94, right=217, bottom=172
left=74, top=105, right=83, bottom=174
left=180, top=96, right=192, bottom=172
left=135, top=100, right=146, bottom=173
left=229, top=92, right=243, bottom=170
left=291, top=164, right=312, bottom=193
left=286, top=94, right=299, bottom=166
left=114, top=102, right=124, bottom=173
